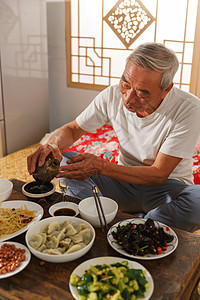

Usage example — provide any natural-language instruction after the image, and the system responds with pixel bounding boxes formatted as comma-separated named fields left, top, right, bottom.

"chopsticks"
left=92, top=185, right=108, bottom=232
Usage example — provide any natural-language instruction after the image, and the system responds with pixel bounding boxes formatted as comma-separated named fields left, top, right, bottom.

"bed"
left=1, top=124, right=200, bottom=185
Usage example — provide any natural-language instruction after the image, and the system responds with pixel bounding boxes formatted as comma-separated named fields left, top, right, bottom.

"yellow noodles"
left=0, top=204, right=36, bottom=239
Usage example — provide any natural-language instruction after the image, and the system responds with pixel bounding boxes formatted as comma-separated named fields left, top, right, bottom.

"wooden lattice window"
left=65, top=0, right=199, bottom=93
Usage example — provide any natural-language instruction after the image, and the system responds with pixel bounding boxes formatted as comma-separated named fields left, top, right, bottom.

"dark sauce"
left=29, top=184, right=49, bottom=194
left=26, top=182, right=53, bottom=194
left=53, top=208, right=76, bottom=216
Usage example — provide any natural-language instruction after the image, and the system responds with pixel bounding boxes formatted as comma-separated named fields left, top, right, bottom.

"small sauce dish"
left=49, top=202, right=79, bottom=217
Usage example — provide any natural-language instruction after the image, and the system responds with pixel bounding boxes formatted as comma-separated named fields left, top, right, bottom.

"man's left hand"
left=57, top=153, right=107, bottom=180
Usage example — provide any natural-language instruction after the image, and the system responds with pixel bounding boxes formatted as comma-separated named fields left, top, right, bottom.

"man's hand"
left=57, top=153, right=108, bottom=180
left=27, top=144, right=63, bottom=175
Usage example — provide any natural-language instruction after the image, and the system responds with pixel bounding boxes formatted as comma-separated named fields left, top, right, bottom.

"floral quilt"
left=62, top=124, right=200, bottom=184
left=192, top=141, right=200, bottom=184
left=61, top=125, right=119, bottom=164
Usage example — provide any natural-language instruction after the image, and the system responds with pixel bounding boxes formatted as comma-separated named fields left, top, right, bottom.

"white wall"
left=47, top=0, right=99, bottom=132
left=0, top=0, right=49, bottom=154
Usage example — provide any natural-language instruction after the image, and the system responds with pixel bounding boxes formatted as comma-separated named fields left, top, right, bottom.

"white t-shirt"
left=76, top=85, right=200, bottom=185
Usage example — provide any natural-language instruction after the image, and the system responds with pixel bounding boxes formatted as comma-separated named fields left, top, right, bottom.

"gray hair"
left=126, top=43, right=179, bottom=90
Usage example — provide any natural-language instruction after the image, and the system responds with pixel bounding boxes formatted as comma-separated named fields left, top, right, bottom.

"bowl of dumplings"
left=25, top=216, right=95, bottom=263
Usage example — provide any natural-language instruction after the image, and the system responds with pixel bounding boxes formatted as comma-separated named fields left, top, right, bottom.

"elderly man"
left=28, top=42, right=200, bottom=232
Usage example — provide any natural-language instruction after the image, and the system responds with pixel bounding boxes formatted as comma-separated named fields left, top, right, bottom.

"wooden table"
left=0, top=179, right=200, bottom=300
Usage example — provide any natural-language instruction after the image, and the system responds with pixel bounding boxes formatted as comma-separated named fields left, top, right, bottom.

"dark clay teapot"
left=33, top=158, right=60, bottom=183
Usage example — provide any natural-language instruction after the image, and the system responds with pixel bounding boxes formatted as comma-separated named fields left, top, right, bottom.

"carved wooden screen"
left=65, top=0, right=199, bottom=93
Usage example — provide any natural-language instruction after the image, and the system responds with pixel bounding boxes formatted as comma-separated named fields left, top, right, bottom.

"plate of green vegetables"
left=69, top=256, right=154, bottom=300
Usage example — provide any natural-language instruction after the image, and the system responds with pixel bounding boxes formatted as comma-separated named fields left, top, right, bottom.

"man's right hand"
left=27, top=143, right=63, bottom=175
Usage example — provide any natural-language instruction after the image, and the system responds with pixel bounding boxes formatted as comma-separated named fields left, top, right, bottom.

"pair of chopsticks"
left=92, top=186, right=108, bottom=232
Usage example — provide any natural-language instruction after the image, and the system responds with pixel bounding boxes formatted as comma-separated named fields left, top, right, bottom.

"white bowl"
left=78, top=196, right=118, bottom=228
left=25, top=216, right=95, bottom=263
left=49, top=202, right=79, bottom=217
left=0, top=179, right=13, bottom=202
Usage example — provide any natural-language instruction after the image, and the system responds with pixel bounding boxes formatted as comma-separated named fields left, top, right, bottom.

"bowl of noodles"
left=0, top=200, right=44, bottom=242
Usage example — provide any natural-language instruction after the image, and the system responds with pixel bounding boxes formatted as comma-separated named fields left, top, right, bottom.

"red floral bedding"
left=192, top=141, right=200, bottom=184
left=62, top=124, right=200, bottom=184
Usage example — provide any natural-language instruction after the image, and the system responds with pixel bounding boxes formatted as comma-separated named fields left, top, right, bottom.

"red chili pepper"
left=157, top=247, right=162, bottom=255
left=38, top=198, right=46, bottom=203
left=131, top=224, right=136, bottom=229
left=166, top=227, right=170, bottom=231
left=22, top=217, right=33, bottom=224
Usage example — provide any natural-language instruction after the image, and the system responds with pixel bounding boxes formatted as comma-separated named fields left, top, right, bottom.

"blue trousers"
left=62, top=151, right=200, bottom=232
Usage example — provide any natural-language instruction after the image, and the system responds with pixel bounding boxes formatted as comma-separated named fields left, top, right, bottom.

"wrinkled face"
left=119, top=61, right=173, bottom=117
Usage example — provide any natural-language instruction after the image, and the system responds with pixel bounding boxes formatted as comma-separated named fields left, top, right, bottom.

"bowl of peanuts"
left=0, top=242, right=31, bottom=278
